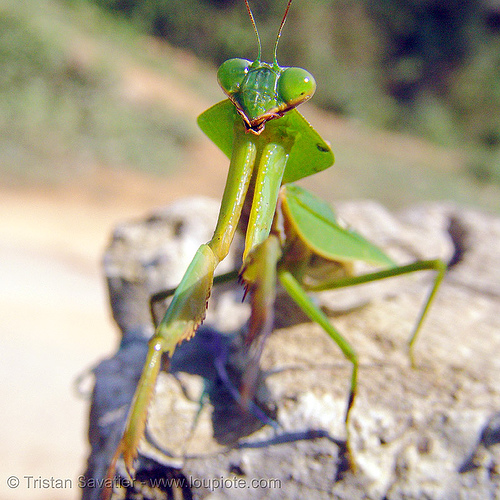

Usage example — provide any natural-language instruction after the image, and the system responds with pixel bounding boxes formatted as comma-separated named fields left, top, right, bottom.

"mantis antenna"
left=273, top=0, right=293, bottom=65
left=244, top=0, right=293, bottom=64
left=244, top=0, right=262, bottom=61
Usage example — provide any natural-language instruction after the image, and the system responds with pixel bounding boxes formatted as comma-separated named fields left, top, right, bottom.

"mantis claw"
left=103, top=246, right=219, bottom=496
left=344, top=389, right=356, bottom=424
left=102, top=438, right=137, bottom=500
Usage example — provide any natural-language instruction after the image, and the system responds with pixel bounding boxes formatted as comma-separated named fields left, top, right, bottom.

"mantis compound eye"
left=277, top=67, right=316, bottom=108
left=217, top=58, right=251, bottom=95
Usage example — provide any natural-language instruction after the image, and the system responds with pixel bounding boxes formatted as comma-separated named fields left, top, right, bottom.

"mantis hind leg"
left=307, top=259, right=447, bottom=366
left=276, top=258, right=445, bottom=473
left=278, top=269, right=359, bottom=428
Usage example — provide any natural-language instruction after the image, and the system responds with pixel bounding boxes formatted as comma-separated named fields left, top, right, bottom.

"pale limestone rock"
left=83, top=199, right=500, bottom=500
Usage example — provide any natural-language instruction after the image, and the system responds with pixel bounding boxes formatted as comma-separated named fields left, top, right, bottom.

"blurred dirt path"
left=0, top=166, right=228, bottom=500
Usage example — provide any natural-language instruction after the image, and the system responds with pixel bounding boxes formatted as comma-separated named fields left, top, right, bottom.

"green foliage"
left=85, top=0, right=500, bottom=186
left=450, top=35, right=500, bottom=183
left=0, top=1, right=195, bottom=184
left=3, top=0, right=500, bottom=203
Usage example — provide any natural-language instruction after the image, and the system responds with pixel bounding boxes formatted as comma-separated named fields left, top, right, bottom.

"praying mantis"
left=104, top=0, right=446, bottom=496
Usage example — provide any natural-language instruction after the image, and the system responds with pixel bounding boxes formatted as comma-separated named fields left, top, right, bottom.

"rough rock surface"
left=82, top=198, right=500, bottom=500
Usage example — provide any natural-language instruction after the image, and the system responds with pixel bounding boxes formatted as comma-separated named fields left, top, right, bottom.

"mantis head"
left=217, top=0, right=316, bottom=134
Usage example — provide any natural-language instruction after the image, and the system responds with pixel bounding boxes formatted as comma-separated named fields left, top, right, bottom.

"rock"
left=82, top=198, right=500, bottom=499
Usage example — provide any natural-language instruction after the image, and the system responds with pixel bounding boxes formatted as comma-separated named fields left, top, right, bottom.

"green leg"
left=274, top=259, right=445, bottom=473
left=243, top=143, right=287, bottom=260
left=239, top=235, right=282, bottom=404
left=104, top=136, right=258, bottom=492
left=150, top=269, right=240, bottom=326
left=106, top=135, right=290, bottom=492
left=307, top=259, right=447, bottom=365
left=240, top=235, right=282, bottom=343
left=278, top=269, right=359, bottom=427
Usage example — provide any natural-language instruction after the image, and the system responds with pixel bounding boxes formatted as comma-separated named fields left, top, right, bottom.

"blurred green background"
left=1, top=0, right=500, bottom=210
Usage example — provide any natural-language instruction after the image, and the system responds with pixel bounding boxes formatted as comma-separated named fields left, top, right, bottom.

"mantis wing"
left=281, top=184, right=396, bottom=267
left=197, top=100, right=334, bottom=184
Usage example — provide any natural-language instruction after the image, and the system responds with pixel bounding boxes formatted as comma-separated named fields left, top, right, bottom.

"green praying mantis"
left=104, top=0, right=446, bottom=495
